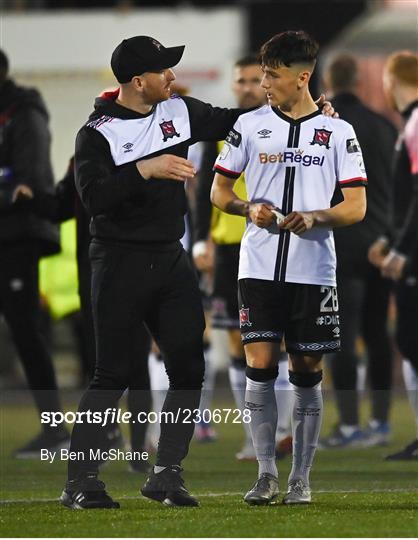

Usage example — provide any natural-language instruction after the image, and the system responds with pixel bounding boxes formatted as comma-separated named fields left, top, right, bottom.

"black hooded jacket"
left=330, top=92, right=397, bottom=275
left=74, top=91, right=242, bottom=246
left=0, top=79, right=59, bottom=255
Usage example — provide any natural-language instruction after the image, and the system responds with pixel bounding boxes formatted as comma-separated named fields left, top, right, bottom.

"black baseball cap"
left=111, top=36, right=185, bottom=83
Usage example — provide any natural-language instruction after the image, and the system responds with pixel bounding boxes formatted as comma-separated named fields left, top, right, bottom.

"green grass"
left=1, top=397, right=418, bottom=537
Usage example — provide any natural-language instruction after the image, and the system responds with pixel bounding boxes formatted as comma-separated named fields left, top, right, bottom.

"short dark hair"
left=0, top=49, right=9, bottom=84
left=260, top=31, right=318, bottom=69
left=234, top=54, right=260, bottom=69
left=327, top=54, right=358, bottom=91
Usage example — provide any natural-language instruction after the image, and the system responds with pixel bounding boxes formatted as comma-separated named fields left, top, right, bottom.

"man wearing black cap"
left=59, top=35, right=247, bottom=510
left=61, top=35, right=334, bottom=510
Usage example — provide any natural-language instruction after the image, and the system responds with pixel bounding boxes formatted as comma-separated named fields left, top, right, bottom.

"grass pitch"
left=1, top=396, right=418, bottom=537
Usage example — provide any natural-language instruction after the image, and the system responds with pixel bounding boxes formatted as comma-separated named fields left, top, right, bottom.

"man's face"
left=232, top=64, right=266, bottom=109
left=140, top=68, right=176, bottom=104
left=382, top=69, right=397, bottom=111
left=261, top=63, right=308, bottom=110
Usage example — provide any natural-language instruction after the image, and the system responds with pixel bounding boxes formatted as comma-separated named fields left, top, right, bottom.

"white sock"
left=289, top=382, right=323, bottom=486
left=402, top=359, right=418, bottom=438
left=275, top=357, right=293, bottom=439
left=229, top=363, right=252, bottom=444
left=245, top=377, right=278, bottom=478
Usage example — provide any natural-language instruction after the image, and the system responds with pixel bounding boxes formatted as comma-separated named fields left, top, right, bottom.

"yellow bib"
left=210, top=141, right=247, bottom=244
left=39, top=219, right=80, bottom=319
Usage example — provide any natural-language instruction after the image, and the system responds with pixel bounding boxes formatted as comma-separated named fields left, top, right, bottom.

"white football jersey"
left=214, top=106, right=367, bottom=286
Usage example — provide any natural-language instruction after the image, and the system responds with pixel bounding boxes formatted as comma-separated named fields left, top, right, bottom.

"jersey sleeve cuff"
left=338, top=177, right=368, bottom=188
left=213, top=164, right=242, bottom=180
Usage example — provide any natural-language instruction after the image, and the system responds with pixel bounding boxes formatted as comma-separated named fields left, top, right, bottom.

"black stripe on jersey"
left=287, top=125, right=295, bottom=147
left=286, top=123, right=301, bottom=149
left=293, top=124, right=301, bottom=147
left=274, top=166, right=295, bottom=281
left=279, top=167, right=295, bottom=281
left=279, top=168, right=296, bottom=281
left=274, top=119, right=300, bottom=281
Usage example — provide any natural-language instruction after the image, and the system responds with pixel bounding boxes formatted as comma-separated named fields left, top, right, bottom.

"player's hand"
left=248, top=202, right=276, bottom=228
left=12, top=184, right=33, bottom=203
left=381, top=250, right=407, bottom=281
left=315, top=94, right=338, bottom=118
left=368, top=237, right=390, bottom=268
left=280, top=211, right=314, bottom=235
left=192, top=240, right=214, bottom=272
left=136, top=154, right=196, bottom=182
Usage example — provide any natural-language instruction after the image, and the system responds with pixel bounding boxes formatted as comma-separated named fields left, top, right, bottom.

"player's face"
left=140, top=68, right=176, bottom=104
left=261, top=64, right=308, bottom=110
left=232, top=64, right=266, bottom=109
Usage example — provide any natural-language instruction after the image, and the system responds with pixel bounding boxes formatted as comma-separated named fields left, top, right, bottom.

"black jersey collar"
left=271, top=106, right=321, bottom=125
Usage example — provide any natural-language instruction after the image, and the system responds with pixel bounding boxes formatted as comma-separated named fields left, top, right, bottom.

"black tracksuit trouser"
left=0, top=242, right=62, bottom=428
left=329, top=264, right=393, bottom=425
left=68, top=240, right=205, bottom=479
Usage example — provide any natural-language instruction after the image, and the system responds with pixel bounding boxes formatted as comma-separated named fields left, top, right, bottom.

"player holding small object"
left=193, top=55, right=293, bottom=460
left=211, top=31, right=367, bottom=505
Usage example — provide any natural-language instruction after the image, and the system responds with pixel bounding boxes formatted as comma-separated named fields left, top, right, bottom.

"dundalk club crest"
left=239, top=306, right=252, bottom=327
left=310, top=128, right=332, bottom=149
left=159, top=119, right=180, bottom=142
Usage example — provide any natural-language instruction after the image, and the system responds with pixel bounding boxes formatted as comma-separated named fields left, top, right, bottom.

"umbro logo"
left=122, top=142, right=134, bottom=153
left=257, top=129, right=272, bottom=138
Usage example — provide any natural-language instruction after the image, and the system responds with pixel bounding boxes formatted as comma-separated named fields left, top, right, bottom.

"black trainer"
left=13, top=429, right=70, bottom=459
left=141, top=465, right=199, bottom=507
left=385, top=439, right=418, bottom=461
left=60, top=475, right=120, bottom=510
left=244, top=473, right=279, bottom=505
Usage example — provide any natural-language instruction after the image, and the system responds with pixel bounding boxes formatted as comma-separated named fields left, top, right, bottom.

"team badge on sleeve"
left=159, top=119, right=180, bottom=142
left=310, top=128, right=332, bottom=149
left=226, top=128, right=242, bottom=148
left=239, top=307, right=252, bottom=327
left=346, top=138, right=361, bottom=153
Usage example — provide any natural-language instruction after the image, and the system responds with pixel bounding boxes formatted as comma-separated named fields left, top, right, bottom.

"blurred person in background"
left=320, top=54, right=397, bottom=448
left=369, top=50, right=418, bottom=461
left=0, top=48, right=69, bottom=457
left=193, top=54, right=293, bottom=461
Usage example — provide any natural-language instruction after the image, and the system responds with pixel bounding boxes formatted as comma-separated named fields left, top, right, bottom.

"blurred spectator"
left=370, top=50, right=418, bottom=461
left=0, top=48, right=69, bottom=457
left=320, top=54, right=397, bottom=448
